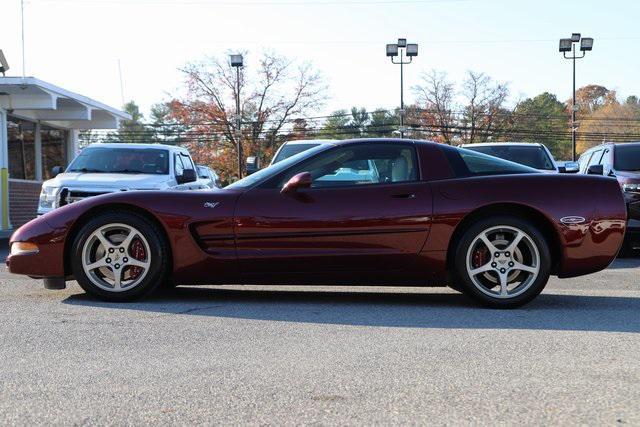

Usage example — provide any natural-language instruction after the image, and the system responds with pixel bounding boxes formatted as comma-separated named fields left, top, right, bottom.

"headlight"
left=622, top=183, right=640, bottom=193
left=39, top=186, right=60, bottom=209
left=11, top=242, right=39, bottom=256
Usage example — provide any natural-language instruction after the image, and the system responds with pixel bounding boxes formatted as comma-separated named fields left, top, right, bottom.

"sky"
left=1, top=0, right=639, bottom=119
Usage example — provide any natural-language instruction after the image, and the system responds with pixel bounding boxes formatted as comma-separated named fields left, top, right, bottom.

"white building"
left=0, top=77, right=130, bottom=235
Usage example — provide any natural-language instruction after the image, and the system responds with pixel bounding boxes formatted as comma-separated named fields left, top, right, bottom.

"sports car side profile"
left=7, top=139, right=627, bottom=308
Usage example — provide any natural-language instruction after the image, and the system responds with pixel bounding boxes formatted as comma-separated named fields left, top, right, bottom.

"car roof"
left=281, top=139, right=337, bottom=145
left=85, top=143, right=188, bottom=152
left=460, top=142, right=543, bottom=148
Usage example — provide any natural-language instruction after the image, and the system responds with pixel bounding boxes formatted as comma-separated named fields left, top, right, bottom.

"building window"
left=41, top=125, right=67, bottom=180
left=7, top=116, right=37, bottom=180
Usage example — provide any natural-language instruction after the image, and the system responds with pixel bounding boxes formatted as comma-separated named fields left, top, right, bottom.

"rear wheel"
left=71, top=212, right=169, bottom=302
left=453, top=216, right=551, bottom=308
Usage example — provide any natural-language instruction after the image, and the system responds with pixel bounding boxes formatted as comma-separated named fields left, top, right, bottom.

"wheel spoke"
left=505, top=231, right=524, bottom=254
left=499, top=273, right=509, bottom=296
left=512, top=261, right=537, bottom=274
left=127, top=258, right=149, bottom=270
left=95, top=230, right=113, bottom=251
left=469, top=263, right=493, bottom=276
left=85, top=257, right=108, bottom=272
left=479, top=233, right=499, bottom=253
left=119, top=228, right=139, bottom=253
left=113, top=268, right=122, bottom=290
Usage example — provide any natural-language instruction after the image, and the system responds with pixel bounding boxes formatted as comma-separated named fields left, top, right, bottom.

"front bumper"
left=6, top=217, right=67, bottom=278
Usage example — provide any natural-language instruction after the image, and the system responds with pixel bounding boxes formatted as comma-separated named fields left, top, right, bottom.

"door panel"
left=234, top=182, right=432, bottom=278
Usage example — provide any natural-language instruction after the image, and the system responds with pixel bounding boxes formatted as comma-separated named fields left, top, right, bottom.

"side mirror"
left=281, top=172, right=312, bottom=194
left=562, top=162, right=579, bottom=174
left=246, top=156, right=260, bottom=176
left=178, top=168, right=197, bottom=184
left=51, top=166, right=63, bottom=178
left=587, top=164, right=604, bottom=175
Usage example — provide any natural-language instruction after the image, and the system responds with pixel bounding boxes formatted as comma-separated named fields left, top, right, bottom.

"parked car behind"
left=270, top=139, right=336, bottom=164
left=461, top=142, right=563, bottom=173
left=577, top=142, right=640, bottom=252
left=196, top=165, right=220, bottom=188
left=38, top=143, right=206, bottom=215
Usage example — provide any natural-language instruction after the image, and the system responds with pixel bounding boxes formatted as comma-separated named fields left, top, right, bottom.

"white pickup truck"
left=38, top=143, right=209, bottom=215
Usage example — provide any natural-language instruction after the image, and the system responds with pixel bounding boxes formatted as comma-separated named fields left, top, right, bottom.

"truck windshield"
left=614, top=144, right=640, bottom=171
left=464, top=145, right=556, bottom=170
left=67, top=147, right=170, bottom=175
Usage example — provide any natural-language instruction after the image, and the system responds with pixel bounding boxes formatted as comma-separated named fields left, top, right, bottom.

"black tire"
left=452, top=215, right=551, bottom=308
left=71, top=211, right=169, bottom=302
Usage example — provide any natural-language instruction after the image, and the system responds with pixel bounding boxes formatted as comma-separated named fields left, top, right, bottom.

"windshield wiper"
left=68, top=168, right=103, bottom=173
left=109, top=169, right=144, bottom=174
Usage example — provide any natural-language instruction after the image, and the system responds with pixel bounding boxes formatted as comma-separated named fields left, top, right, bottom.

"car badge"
left=204, top=202, right=220, bottom=209
left=560, top=216, right=586, bottom=225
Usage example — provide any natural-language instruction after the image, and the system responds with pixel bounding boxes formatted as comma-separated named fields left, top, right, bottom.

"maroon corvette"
left=7, top=139, right=627, bottom=308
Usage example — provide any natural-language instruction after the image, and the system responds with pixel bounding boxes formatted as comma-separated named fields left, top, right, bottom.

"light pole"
left=559, top=33, right=594, bottom=161
left=230, top=54, right=244, bottom=179
left=386, top=38, right=418, bottom=138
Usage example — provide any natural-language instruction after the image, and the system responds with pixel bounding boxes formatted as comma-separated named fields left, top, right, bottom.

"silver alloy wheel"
left=465, top=225, right=540, bottom=299
left=81, top=223, right=152, bottom=292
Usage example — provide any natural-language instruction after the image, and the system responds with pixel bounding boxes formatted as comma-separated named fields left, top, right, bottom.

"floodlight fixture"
left=230, top=54, right=243, bottom=67
left=386, top=44, right=399, bottom=57
left=571, top=33, right=581, bottom=42
left=580, top=37, right=594, bottom=51
left=406, top=43, right=418, bottom=57
left=397, top=38, right=407, bottom=48
left=0, top=50, right=9, bottom=76
left=559, top=38, right=573, bottom=52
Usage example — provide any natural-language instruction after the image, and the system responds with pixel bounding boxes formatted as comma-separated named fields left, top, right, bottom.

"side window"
left=180, top=154, right=195, bottom=173
left=272, top=143, right=418, bottom=189
left=599, top=149, right=610, bottom=167
left=587, top=150, right=603, bottom=168
left=174, top=154, right=184, bottom=177
left=578, top=152, right=590, bottom=173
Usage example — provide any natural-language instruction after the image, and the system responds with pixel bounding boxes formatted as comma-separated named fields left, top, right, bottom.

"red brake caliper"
left=128, top=239, right=146, bottom=280
left=472, top=247, right=489, bottom=269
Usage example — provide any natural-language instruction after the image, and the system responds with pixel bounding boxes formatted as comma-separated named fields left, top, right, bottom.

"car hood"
left=44, top=173, right=172, bottom=189
left=614, top=170, right=640, bottom=182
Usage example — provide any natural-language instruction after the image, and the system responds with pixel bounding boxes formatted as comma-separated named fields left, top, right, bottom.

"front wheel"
left=453, top=216, right=551, bottom=308
left=71, top=212, right=169, bottom=302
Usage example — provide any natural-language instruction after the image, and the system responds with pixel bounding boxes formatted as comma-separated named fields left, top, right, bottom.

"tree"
left=509, top=92, right=571, bottom=159
left=459, top=71, right=509, bottom=144
left=109, top=101, right=151, bottom=144
left=318, top=110, right=352, bottom=139
left=412, top=70, right=509, bottom=144
left=149, top=102, right=186, bottom=145
left=170, top=51, right=326, bottom=182
left=572, top=85, right=617, bottom=115
left=412, top=70, right=455, bottom=144
left=367, top=109, right=398, bottom=137
left=578, top=102, right=640, bottom=151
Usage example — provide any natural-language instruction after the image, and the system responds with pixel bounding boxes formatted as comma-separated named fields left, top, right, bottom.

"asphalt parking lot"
left=0, top=248, right=639, bottom=424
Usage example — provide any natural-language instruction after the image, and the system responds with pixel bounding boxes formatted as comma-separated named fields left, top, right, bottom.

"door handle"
left=391, top=193, right=416, bottom=199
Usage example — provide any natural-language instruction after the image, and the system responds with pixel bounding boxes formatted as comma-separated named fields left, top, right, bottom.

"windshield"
left=226, top=144, right=330, bottom=189
left=464, top=145, right=555, bottom=170
left=272, top=143, right=321, bottom=164
left=458, top=148, right=539, bottom=176
left=67, top=147, right=170, bottom=174
left=614, top=144, right=640, bottom=171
